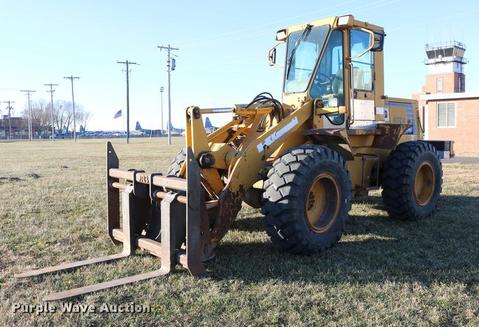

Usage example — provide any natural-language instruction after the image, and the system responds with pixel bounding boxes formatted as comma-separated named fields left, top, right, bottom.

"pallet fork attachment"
left=15, top=142, right=207, bottom=301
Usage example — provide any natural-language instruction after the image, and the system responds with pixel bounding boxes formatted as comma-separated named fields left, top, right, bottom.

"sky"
left=0, top=0, right=478, bottom=131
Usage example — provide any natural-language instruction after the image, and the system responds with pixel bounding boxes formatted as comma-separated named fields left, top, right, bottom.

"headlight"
left=337, top=15, right=353, bottom=27
left=276, top=29, right=287, bottom=42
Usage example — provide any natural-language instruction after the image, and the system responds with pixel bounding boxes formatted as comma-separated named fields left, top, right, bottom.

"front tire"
left=166, top=148, right=186, bottom=177
left=262, top=145, right=352, bottom=254
left=382, top=141, right=442, bottom=220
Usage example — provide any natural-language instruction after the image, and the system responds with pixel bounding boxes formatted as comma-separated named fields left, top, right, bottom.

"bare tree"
left=77, top=109, right=92, bottom=131
left=27, top=100, right=50, bottom=130
left=53, top=100, right=71, bottom=132
left=22, top=99, right=91, bottom=134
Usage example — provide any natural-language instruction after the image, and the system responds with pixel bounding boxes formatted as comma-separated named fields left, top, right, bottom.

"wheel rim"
left=414, top=161, right=435, bottom=206
left=305, top=173, right=340, bottom=234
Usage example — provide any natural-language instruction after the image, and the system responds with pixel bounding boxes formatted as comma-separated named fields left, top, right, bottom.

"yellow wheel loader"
left=16, top=15, right=453, bottom=301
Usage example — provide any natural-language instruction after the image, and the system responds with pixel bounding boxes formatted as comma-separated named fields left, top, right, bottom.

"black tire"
left=165, top=146, right=220, bottom=222
left=166, top=148, right=186, bottom=177
left=382, top=141, right=442, bottom=220
left=261, top=145, right=352, bottom=254
left=156, top=149, right=187, bottom=246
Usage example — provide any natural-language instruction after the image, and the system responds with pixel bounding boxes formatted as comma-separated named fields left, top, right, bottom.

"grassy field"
left=1, top=138, right=478, bottom=326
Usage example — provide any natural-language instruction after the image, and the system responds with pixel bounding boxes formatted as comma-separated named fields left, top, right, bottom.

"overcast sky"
left=0, top=0, right=478, bottom=131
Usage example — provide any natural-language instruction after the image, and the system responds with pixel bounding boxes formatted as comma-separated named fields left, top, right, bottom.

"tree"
left=26, top=100, right=50, bottom=131
left=77, top=110, right=92, bottom=131
left=22, top=99, right=91, bottom=133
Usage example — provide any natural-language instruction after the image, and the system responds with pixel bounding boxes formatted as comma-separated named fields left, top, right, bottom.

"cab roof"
left=282, top=15, right=384, bottom=35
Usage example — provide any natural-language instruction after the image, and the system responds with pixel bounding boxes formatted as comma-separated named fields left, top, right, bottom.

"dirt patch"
left=0, top=176, right=23, bottom=184
left=26, top=173, right=41, bottom=179
left=0, top=173, right=40, bottom=184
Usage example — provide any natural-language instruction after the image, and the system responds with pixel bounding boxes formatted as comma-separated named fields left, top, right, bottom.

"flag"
left=113, top=110, right=122, bottom=119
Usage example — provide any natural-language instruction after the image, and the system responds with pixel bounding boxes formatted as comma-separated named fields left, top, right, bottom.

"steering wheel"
left=315, top=72, right=334, bottom=86
left=312, top=72, right=343, bottom=94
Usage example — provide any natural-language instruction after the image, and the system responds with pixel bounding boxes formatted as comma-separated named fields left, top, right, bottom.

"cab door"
left=310, top=29, right=346, bottom=128
left=348, top=29, right=376, bottom=128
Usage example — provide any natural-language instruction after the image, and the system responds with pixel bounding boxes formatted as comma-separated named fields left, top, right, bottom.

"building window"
left=436, top=78, right=443, bottom=93
left=458, top=75, right=465, bottom=92
left=437, top=103, right=455, bottom=127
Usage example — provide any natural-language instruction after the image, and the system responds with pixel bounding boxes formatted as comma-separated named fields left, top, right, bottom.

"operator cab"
left=269, top=15, right=386, bottom=130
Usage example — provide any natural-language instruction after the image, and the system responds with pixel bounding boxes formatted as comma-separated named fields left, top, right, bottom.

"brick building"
left=413, top=42, right=479, bottom=154
left=0, top=115, right=42, bottom=139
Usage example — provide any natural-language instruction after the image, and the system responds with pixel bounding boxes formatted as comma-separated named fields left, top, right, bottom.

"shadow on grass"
left=351, top=195, right=386, bottom=211
left=212, top=195, right=479, bottom=288
left=231, top=215, right=264, bottom=232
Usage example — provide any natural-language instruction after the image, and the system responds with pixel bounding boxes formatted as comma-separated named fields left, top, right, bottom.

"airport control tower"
left=423, top=41, right=467, bottom=94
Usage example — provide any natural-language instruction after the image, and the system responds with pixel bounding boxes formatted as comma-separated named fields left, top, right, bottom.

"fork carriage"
left=15, top=142, right=212, bottom=301
left=106, top=142, right=211, bottom=275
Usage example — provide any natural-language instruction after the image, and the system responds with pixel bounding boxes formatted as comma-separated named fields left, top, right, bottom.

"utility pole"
left=2, top=101, right=15, bottom=140
left=20, top=90, right=36, bottom=141
left=117, top=60, right=138, bottom=144
left=44, top=83, right=58, bottom=140
left=157, top=44, right=179, bottom=145
left=160, top=86, right=164, bottom=133
left=64, top=76, right=80, bottom=141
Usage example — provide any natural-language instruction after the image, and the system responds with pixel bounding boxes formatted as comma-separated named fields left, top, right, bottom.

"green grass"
left=1, top=138, right=478, bottom=326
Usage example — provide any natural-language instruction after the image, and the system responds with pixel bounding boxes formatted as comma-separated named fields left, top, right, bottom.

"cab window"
left=311, top=30, right=344, bottom=105
left=310, top=29, right=344, bottom=124
left=350, top=29, right=374, bottom=91
left=284, top=26, right=330, bottom=93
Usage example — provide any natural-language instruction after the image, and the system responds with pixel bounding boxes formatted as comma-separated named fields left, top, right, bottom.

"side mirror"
left=371, top=31, right=385, bottom=52
left=268, top=46, right=277, bottom=66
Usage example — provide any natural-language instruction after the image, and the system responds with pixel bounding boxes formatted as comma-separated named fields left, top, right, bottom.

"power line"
left=64, top=76, right=80, bottom=142
left=174, top=0, right=401, bottom=47
left=2, top=100, right=15, bottom=140
left=174, top=0, right=399, bottom=48
left=20, top=90, right=36, bottom=141
left=117, top=60, right=139, bottom=144
left=157, top=44, right=179, bottom=145
left=44, top=83, right=58, bottom=141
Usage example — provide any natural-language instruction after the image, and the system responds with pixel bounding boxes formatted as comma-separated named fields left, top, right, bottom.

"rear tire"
left=262, top=145, right=352, bottom=254
left=382, top=141, right=442, bottom=220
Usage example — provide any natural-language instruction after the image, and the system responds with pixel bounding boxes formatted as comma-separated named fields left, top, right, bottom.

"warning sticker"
left=257, top=117, right=299, bottom=153
left=384, top=108, right=389, bottom=122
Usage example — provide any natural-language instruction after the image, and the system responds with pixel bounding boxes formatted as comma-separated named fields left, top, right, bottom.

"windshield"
left=284, top=25, right=330, bottom=93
